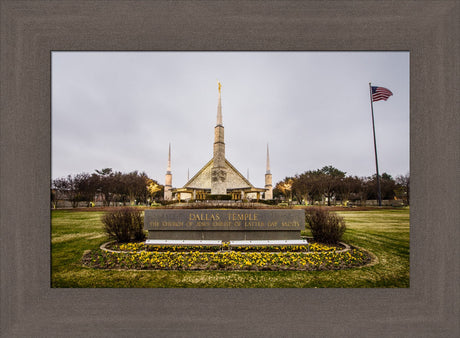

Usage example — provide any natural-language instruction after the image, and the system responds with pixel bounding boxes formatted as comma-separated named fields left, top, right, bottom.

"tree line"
left=273, top=165, right=409, bottom=206
left=51, top=168, right=163, bottom=208
left=51, top=165, right=409, bottom=208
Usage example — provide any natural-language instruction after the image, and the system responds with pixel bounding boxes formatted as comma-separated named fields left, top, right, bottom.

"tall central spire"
left=217, top=81, right=222, bottom=126
left=211, top=81, right=227, bottom=195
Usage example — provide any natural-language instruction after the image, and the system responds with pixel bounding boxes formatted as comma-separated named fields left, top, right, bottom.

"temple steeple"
left=264, top=143, right=273, bottom=200
left=217, top=81, right=223, bottom=126
left=266, top=144, right=271, bottom=174
left=164, top=143, right=173, bottom=200
left=167, top=143, right=171, bottom=172
left=211, top=81, right=227, bottom=195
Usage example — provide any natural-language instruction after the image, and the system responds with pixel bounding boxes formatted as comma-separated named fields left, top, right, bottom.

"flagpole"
left=369, top=82, right=382, bottom=206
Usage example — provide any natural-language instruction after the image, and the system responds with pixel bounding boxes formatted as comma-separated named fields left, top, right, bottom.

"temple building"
left=164, top=82, right=273, bottom=201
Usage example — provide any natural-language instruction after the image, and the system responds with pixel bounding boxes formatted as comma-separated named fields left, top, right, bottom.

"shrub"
left=205, top=194, right=232, bottom=200
left=258, top=200, right=278, bottom=206
left=305, top=207, right=346, bottom=244
left=159, top=200, right=177, bottom=206
left=101, top=208, right=145, bottom=243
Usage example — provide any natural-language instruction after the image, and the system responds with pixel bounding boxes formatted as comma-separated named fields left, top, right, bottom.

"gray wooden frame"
left=1, top=1, right=458, bottom=336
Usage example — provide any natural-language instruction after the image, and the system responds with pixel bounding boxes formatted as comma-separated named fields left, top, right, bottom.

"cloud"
left=52, top=51, right=409, bottom=188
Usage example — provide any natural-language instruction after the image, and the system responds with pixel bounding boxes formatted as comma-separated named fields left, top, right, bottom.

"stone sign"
left=144, top=209, right=305, bottom=241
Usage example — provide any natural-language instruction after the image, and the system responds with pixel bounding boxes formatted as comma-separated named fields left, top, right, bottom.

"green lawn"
left=51, top=208, right=409, bottom=288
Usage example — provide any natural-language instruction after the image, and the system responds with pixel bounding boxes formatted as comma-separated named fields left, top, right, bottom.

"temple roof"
left=183, top=158, right=254, bottom=190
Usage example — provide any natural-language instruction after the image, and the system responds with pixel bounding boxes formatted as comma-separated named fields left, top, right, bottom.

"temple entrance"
left=231, top=192, right=241, bottom=200
left=196, top=191, right=206, bottom=200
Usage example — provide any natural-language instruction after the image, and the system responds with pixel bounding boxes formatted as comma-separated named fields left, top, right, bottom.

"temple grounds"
left=51, top=207, right=409, bottom=288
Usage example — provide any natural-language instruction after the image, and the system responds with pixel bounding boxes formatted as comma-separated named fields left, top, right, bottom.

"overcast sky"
left=52, top=51, right=409, bottom=188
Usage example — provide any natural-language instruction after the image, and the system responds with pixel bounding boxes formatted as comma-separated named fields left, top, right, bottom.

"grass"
left=51, top=207, right=409, bottom=288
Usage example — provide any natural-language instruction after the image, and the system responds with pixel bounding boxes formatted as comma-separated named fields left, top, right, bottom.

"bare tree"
left=395, top=173, right=410, bottom=205
left=95, top=168, right=115, bottom=206
left=316, top=166, right=346, bottom=206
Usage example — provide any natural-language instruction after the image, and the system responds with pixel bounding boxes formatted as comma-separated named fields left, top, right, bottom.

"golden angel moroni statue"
left=218, top=81, right=222, bottom=94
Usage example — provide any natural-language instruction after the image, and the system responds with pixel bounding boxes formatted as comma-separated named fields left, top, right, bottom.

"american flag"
left=371, top=86, right=393, bottom=102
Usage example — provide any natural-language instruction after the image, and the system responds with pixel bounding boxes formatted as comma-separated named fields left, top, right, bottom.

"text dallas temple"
left=164, top=82, right=273, bottom=201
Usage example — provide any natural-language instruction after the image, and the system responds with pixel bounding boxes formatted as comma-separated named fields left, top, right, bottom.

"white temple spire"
left=164, top=142, right=172, bottom=200
left=167, top=142, right=171, bottom=172
left=264, top=143, right=273, bottom=200
left=216, top=81, right=223, bottom=126
left=211, top=81, right=227, bottom=195
left=266, top=143, right=271, bottom=174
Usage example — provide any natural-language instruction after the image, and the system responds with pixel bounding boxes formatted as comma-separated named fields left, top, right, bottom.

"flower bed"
left=83, top=242, right=370, bottom=271
left=107, top=241, right=343, bottom=253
